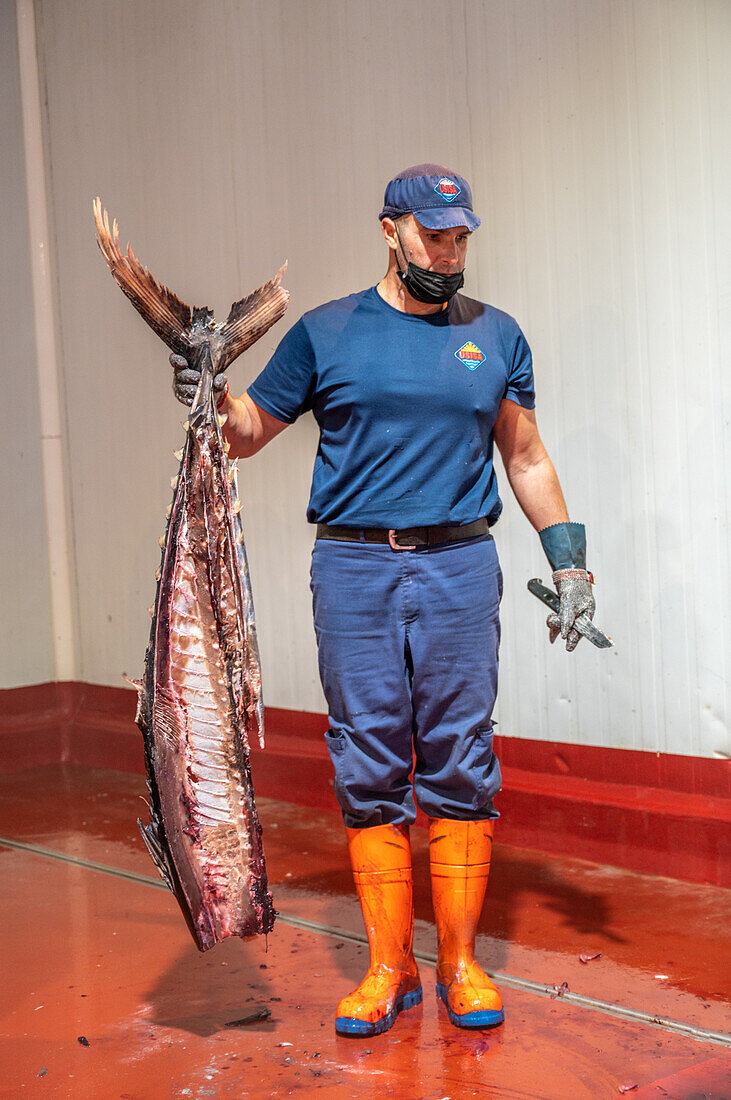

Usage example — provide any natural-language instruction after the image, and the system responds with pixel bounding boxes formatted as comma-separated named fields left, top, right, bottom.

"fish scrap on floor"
left=93, top=198, right=289, bottom=949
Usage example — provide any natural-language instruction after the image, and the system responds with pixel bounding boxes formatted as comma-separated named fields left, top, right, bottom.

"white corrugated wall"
left=6, top=0, right=729, bottom=759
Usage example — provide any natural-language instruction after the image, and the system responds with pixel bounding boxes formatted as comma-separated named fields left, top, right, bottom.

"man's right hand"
left=170, top=352, right=228, bottom=407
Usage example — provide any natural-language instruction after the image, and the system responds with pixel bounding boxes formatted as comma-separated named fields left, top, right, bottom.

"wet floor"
left=1, top=764, right=729, bottom=1098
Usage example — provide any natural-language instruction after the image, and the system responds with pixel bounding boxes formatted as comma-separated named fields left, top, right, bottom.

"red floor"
left=1, top=764, right=729, bottom=1099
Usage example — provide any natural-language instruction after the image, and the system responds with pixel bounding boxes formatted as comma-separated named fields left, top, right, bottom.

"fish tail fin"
left=93, top=197, right=198, bottom=356
left=218, top=263, right=290, bottom=371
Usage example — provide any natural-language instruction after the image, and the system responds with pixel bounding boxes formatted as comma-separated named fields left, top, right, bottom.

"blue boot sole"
left=436, top=982, right=505, bottom=1029
left=335, top=986, right=423, bottom=1037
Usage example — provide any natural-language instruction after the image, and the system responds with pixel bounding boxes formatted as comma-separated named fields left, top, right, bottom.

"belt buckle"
left=389, top=529, right=416, bottom=551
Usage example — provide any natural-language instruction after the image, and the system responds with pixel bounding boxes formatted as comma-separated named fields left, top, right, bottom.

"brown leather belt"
left=315, top=518, right=489, bottom=550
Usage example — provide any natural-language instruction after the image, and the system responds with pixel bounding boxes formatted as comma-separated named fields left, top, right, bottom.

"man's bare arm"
left=493, top=399, right=569, bottom=531
left=220, top=392, right=290, bottom=458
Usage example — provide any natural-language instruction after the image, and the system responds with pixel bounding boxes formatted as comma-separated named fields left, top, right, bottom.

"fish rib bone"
left=195, top=775, right=228, bottom=793
left=188, top=723, right=222, bottom=736
left=192, top=764, right=227, bottom=782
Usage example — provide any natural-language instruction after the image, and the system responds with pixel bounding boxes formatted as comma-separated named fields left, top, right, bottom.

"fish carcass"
left=93, top=198, right=289, bottom=950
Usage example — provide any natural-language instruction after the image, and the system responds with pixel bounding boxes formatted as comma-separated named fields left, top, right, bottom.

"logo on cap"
left=435, top=177, right=461, bottom=203
left=455, top=341, right=486, bottom=370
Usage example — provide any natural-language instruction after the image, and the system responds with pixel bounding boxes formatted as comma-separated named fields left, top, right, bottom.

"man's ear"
left=380, top=216, right=399, bottom=251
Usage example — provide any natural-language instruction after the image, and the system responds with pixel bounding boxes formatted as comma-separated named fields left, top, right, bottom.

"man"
left=171, top=164, right=597, bottom=1037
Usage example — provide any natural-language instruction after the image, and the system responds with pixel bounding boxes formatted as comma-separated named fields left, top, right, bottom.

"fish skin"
left=94, top=199, right=288, bottom=950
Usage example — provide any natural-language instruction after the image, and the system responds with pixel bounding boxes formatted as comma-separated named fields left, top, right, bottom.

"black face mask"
left=395, top=227, right=465, bottom=304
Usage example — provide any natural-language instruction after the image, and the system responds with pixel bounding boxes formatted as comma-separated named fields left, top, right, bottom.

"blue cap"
left=379, top=163, right=481, bottom=231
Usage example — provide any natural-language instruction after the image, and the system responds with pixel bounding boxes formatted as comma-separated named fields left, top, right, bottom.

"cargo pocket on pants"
left=324, top=728, right=350, bottom=811
left=469, top=723, right=501, bottom=817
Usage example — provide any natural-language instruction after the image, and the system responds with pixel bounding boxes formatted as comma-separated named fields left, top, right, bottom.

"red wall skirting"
left=1, top=681, right=729, bottom=887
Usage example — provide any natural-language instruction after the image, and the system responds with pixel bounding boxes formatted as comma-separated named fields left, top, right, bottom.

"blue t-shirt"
left=247, top=286, right=535, bottom=527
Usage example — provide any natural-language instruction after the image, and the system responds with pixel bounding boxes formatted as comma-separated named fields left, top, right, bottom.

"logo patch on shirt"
left=434, top=177, right=461, bottom=203
left=455, top=341, right=486, bottom=370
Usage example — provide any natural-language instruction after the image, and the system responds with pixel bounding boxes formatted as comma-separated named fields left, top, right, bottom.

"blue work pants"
left=310, top=533, right=502, bottom=828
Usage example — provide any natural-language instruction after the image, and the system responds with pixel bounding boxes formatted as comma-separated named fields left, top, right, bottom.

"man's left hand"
left=546, top=570, right=596, bottom=652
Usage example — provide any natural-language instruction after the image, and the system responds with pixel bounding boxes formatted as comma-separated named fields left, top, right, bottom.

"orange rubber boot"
left=335, top=823, right=422, bottom=1036
left=429, top=818, right=504, bottom=1029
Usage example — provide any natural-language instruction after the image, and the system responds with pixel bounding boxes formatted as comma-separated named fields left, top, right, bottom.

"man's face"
left=389, top=214, right=471, bottom=273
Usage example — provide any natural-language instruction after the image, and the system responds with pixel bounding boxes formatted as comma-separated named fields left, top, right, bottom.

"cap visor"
left=415, top=207, right=481, bottom=231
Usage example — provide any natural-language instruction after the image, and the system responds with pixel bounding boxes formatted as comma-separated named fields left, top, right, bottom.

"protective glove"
left=539, top=522, right=595, bottom=652
left=547, top=570, right=596, bottom=651
left=170, top=352, right=229, bottom=408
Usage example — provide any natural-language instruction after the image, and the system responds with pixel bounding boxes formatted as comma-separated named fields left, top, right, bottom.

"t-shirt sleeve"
left=246, top=317, right=316, bottom=424
left=504, top=323, right=536, bottom=409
